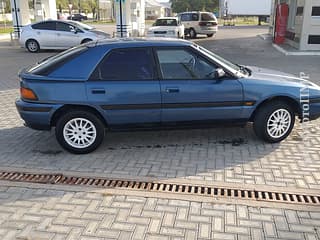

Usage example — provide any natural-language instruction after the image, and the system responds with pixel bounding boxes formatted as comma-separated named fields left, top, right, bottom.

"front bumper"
left=146, top=33, right=179, bottom=38
left=309, top=101, right=320, bottom=120
left=15, top=99, right=61, bottom=131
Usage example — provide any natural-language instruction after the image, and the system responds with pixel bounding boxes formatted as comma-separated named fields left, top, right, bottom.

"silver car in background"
left=20, top=20, right=109, bottom=53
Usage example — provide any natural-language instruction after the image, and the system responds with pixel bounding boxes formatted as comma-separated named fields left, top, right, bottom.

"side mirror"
left=214, top=68, right=226, bottom=79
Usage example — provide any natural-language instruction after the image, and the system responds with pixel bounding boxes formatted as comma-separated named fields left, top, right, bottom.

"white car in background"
left=20, top=20, right=109, bottom=53
left=147, top=17, right=184, bottom=39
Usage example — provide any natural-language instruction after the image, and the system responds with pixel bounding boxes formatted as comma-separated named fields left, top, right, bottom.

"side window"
left=192, top=13, right=199, bottom=21
left=91, top=48, right=155, bottom=81
left=32, top=21, right=56, bottom=30
left=156, top=48, right=217, bottom=80
left=56, top=22, right=74, bottom=32
left=180, top=14, right=191, bottom=21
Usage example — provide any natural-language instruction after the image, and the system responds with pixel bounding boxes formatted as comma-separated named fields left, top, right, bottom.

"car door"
left=55, top=22, right=81, bottom=48
left=31, top=21, right=56, bottom=48
left=155, top=47, right=244, bottom=123
left=86, top=47, right=161, bottom=127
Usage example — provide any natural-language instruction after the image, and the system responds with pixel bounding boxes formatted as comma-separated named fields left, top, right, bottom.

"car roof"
left=179, top=11, right=211, bottom=14
left=31, top=19, right=75, bottom=24
left=90, top=38, right=193, bottom=48
left=157, top=17, right=178, bottom=20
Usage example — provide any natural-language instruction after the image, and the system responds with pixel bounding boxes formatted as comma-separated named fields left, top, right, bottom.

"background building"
left=145, top=0, right=171, bottom=19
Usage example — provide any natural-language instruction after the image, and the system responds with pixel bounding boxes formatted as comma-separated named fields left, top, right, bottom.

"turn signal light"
left=20, top=87, right=38, bottom=100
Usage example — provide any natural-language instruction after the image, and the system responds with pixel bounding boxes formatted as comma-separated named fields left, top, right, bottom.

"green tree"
left=170, top=0, right=218, bottom=13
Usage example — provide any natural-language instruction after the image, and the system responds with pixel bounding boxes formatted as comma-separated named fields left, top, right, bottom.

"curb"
left=273, top=43, right=320, bottom=56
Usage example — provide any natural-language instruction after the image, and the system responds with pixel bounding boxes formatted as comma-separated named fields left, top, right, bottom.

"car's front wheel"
left=207, top=33, right=214, bottom=37
left=55, top=111, right=105, bottom=154
left=253, top=101, right=295, bottom=143
left=26, top=39, right=40, bottom=53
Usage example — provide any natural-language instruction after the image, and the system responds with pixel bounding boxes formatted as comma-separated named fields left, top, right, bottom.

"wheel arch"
left=249, top=96, right=302, bottom=122
left=51, top=104, right=108, bottom=127
left=81, top=38, right=93, bottom=44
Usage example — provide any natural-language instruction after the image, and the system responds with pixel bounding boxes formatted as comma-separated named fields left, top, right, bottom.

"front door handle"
left=165, top=88, right=180, bottom=93
left=91, top=89, right=106, bottom=94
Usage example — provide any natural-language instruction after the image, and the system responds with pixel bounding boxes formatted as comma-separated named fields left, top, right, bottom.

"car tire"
left=189, top=28, right=197, bottom=39
left=26, top=39, right=40, bottom=53
left=207, top=33, right=214, bottom=37
left=253, top=101, right=295, bottom=143
left=81, top=38, right=92, bottom=44
left=55, top=111, right=105, bottom=154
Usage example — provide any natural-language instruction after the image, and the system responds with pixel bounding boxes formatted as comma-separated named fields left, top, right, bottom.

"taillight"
left=20, top=87, right=38, bottom=100
left=199, top=22, right=218, bottom=26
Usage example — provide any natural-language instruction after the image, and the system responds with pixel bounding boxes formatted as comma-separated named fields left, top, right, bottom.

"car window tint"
left=201, top=13, right=216, bottom=21
left=156, top=49, right=217, bottom=80
left=192, top=13, right=199, bottom=21
left=56, top=22, right=73, bottom=32
left=32, top=21, right=56, bottom=30
left=92, top=48, right=155, bottom=81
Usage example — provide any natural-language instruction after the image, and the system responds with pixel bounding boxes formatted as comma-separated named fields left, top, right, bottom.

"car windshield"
left=194, top=44, right=248, bottom=77
left=27, top=45, right=88, bottom=76
left=201, top=13, right=216, bottom=21
left=154, top=19, right=178, bottom=26
left=70, top=21, right=94, bottom=31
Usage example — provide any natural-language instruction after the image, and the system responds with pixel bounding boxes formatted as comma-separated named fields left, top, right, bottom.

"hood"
left=148, top=26, right=178, bottom=31
left=247, top=66, right=320, bottom=89
left=89, top=29, right=110, bottom=38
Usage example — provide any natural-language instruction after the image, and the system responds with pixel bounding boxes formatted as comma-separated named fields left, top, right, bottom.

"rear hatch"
left=199, top=12, right=218, bottom=28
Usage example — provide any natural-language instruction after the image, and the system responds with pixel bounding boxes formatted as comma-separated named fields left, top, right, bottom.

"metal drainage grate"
left=0, top=171, right=319, bottom=206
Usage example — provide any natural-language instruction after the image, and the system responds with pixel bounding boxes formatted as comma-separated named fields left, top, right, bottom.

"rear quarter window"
left=201, top=13, right=216, bottom=21
left=27, top=46, right=88, bottom=76
left=48, top=46, right=107, bottom=79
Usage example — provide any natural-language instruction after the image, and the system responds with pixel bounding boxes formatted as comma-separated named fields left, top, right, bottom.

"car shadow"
left=0, top=124, right=282, bottom=182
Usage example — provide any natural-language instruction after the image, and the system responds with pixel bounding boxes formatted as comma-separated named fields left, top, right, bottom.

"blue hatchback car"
left=16, top=39, right=320, bottom=153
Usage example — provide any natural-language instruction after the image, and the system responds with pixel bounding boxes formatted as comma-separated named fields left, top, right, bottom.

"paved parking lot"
left=0, top=26, right=320, bottom=239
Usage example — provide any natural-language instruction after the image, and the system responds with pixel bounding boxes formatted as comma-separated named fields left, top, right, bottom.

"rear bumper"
left=198, top=26, right=218, bottom=35
left=15, top=99, right=61, bottom=131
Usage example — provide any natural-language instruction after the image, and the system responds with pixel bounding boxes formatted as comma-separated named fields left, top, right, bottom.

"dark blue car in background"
left=16, top=39, right=320, bottom=153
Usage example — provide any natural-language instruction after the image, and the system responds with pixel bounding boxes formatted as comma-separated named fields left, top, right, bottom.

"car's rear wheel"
left=189, top=28, right=197, bottom=38
left=55, top=111, right=105, bottom=154
left=26, top=39, right=40, bottom=53
left=207, top=33, right=214, bottom=37
left=253, top=101, right=295, bottom=143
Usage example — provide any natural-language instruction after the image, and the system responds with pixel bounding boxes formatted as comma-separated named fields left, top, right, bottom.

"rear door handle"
left=165, top=88, right=180, bottom=93
left=91, top=89, right=106, bottom=94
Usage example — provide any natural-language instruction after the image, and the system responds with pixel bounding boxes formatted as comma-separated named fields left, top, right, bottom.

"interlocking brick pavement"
left=0, top=186, right=319, bottom=240
left=1, top=27, right=320, bottom=239
left=1, top=84, right=320, bottom=190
